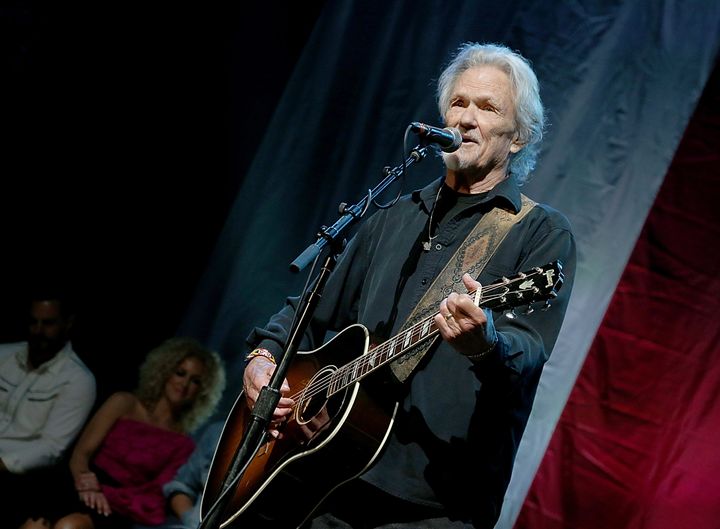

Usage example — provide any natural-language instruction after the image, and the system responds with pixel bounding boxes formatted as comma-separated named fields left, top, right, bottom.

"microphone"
left=409, top=122, right=462, bottom=153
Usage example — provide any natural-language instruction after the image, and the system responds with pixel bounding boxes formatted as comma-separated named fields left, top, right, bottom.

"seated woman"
left=52, top=337, right=226, bottom=529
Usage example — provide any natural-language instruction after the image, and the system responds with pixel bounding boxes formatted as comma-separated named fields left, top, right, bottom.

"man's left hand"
left=434, top=273, right=498, bottom=358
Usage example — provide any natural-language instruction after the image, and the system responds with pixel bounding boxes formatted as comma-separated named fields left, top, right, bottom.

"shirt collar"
left=413, top=176, right=445, bottom=213
left=412, top=174, right=522, bottom=213
left=485, top=174, right=523, bottom=213
left=16, top=341, right=73, bottom=374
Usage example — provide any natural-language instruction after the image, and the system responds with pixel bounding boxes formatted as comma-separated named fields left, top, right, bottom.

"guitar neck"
left=324, top=260, right=564, bottom=397
left=327, top=312, right=442, bottom=396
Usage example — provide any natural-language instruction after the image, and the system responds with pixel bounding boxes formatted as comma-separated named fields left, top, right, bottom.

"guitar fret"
left=329, top=370, right=339, bottom=394
left=372, top=352, right=380, bottom=368
left=411, top=326, right=420, bottom=345
left=361, top=355, right=372, bottom=379
left=403, top=330, right=412, bottom=348
left=332, top=369, right=341, bottom=393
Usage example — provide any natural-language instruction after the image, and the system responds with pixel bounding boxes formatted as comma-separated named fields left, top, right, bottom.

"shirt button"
left=435, top=243, right=442, bottom=250
left=421, top=278, right=427, bottom=285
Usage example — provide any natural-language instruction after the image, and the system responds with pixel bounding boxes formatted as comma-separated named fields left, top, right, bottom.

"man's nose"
left=458, top=107, right=477, bottom=128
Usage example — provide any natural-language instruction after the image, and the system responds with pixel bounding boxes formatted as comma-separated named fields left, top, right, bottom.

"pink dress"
left=92, top=418, right=195, bottom=525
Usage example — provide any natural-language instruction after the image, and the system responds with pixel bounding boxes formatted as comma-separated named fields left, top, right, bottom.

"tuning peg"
left=542, top=300, right=552, bottom=311
left=506, top=309, right=517, bottom=319
left=524, top=304, right=534, bottom=315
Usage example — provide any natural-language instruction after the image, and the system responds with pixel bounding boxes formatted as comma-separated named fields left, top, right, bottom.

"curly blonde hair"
left=135, top=336, right=226, bottom=433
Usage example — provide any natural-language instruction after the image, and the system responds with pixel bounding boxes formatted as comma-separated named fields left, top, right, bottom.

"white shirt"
left=0, top=341, right=96, bottom=473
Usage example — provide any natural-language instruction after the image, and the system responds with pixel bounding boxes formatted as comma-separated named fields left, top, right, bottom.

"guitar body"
left=202, top=324, right=398, bottom=528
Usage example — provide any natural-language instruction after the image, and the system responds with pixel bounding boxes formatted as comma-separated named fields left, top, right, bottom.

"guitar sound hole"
left=296, top=366, right=335, bottom=425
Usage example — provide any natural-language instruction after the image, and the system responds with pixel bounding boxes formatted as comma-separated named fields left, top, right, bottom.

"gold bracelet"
left=246, top=348, right=276, bottom=365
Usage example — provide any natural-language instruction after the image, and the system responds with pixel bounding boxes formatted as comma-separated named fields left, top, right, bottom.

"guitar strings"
left=286, top=275, right=542, bottom=405
left=284, top=280, right=521, bottom=406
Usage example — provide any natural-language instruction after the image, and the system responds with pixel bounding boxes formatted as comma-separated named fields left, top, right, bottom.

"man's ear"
left=510, top=133, right=524, bottom=154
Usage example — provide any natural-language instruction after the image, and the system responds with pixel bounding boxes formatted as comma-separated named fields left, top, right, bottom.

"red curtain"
left=516, top=62, right=720, bottom=529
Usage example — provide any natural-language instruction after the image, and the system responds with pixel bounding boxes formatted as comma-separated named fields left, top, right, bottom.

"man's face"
left=442, top=65, right=523, bottom=179
left=28, top=300, right=72, bottom=359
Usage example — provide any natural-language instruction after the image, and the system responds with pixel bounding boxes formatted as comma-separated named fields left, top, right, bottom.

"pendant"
left=422, top=241, right=432, bottom=252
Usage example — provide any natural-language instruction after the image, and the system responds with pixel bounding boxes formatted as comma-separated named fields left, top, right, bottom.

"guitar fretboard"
left=327, top=314, right=440, bottom=395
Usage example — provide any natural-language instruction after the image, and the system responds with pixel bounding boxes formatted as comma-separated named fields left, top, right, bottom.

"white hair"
left=437, top=42, right=545, bottom=184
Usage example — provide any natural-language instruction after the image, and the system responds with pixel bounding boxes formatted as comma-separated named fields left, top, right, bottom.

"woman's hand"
left=78, top=489, right=112, bottom=517
left=75, top=472, right=111, bottom=517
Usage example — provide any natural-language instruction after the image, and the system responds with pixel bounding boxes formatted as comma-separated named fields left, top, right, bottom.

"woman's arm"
left=68, top=391, right=137, bottom=516
left=169, top=492, right=195, bottom=524
left=69, top=392, right=136, bottom=481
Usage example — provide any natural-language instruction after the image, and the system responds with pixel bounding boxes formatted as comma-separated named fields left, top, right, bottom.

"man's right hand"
left=243, top=357, right=295, bottom=438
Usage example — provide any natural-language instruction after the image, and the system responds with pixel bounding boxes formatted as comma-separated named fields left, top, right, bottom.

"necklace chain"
left=422, top=186, right=443, bottom=252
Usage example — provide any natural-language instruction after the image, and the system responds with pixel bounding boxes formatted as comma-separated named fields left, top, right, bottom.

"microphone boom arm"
left=290, top=145, right=430, bottom=272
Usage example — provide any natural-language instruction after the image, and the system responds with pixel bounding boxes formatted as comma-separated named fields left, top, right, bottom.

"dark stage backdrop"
left=176, top=2, right=720, bottom=528
left=0, top=2, right=325, bottom=398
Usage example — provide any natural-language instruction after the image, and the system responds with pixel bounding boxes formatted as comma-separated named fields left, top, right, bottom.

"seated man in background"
left=1, top=289, right=97, bottom=528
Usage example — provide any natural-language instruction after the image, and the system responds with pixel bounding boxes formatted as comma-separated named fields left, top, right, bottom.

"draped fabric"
left=517, top=57, right=720, bottom=529
left=178, top=1, right=720, bottom=527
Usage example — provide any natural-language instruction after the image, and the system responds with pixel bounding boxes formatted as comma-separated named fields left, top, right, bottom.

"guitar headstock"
left=478, top=260, right=564, bottom=314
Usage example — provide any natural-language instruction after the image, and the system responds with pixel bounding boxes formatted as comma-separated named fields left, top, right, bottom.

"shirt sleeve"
left=245, top=214, right=375, bottom=363
left=2, top=367, right=96, bottom=473
left=482, top=212, right=577, bottom=386
left=163, top=422, right=223, bottom=501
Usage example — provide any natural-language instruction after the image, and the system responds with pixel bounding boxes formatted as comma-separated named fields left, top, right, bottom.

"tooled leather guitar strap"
left=390, top=193, right=536, bottom=382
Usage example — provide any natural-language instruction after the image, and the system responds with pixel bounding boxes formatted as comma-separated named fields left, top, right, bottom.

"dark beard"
left=27, top=336, right=65, bottom=368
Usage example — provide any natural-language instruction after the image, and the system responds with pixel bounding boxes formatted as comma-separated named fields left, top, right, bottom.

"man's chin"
left=442, top=151, right=477, bottom=172
left=28, top=341, right=62, bottom=357
left=441, top=152, right=460, bottom=171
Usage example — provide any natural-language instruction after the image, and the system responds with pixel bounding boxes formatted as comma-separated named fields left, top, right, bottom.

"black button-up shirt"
left=248, top=175, right=576, bottom=527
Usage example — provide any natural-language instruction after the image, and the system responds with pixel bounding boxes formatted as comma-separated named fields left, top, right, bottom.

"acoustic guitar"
left=202, top=260, right=564, bottom=528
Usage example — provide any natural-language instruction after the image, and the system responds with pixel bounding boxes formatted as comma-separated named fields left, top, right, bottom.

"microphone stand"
left=290, top=146, right=429, bottom=272
left=199, top=145, right=430, bottom=529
